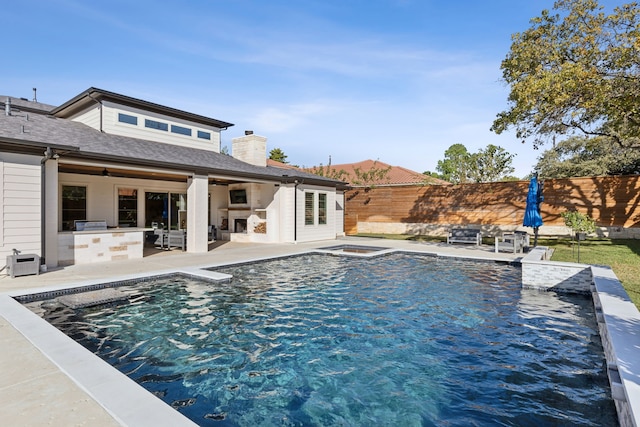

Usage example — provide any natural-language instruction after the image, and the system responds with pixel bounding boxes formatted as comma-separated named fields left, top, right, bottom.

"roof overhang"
left=0, top=135, right=346, bottom=188
left=59, top=151, right=345, bottom=188
left=0, top=137, right=79, bottom=156
left=50, top=87, right=234, bottom=130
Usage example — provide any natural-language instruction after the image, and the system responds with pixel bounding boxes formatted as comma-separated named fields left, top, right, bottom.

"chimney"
left=32, top=88, right=37, bottom=103
left=5, top=98, right=11, bottom=116
left=232, top=131, right=267, bottom=167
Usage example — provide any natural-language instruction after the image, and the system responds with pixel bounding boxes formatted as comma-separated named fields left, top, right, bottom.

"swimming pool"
left=24, top=252, right=617, bottom=426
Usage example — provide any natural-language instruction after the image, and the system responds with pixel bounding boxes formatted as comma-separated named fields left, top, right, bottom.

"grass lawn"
left=540, top=238, right=640, bottom=309
left=355, top=233, right=640, bottom=309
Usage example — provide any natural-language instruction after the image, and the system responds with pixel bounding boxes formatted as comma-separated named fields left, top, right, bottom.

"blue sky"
left=3, top=1, right=620, bottom=178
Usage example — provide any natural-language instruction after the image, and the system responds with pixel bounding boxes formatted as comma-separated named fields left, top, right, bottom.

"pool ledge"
left=592, top=266, right=640, bottom=427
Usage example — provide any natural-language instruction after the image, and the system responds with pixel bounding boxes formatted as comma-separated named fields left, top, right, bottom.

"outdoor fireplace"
left=234, top=219, right=247, bottom=233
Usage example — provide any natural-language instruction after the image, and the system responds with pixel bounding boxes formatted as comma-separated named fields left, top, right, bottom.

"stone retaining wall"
left=521, top=247, right=592, bottom=293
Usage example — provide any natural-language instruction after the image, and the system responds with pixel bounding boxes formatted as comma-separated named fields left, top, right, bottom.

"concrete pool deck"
left=0, top=238, right=625, bottom=426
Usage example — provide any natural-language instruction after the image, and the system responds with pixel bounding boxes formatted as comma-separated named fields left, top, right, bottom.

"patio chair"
left=165, top=230, right=186, bottom=251
left=152, top=227, right=165, bottom=249
left=494, top=232, right=525, bottom=254
left=513, top=231, right=530, bottom=250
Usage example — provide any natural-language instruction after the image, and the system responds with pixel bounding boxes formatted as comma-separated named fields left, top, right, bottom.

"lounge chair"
left=494, top=233, right=525, bottom=253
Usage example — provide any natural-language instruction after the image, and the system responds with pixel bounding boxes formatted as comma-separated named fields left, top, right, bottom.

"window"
left=118, top=188, right=138, bottom=227
left=318, top=193, right=327, bottom=225
left=305, top=192, right=314, bottom=225
left=145, top=119, right=168, bottom=131
left=62, top=185, right=86, bottom=230
left=197, top=130, right=211, bottom=140
left=171, top=124, right=192, bottom=136
left=118, top=113, right=137, bottom=125
left=145, top=192, right=187, bottom=230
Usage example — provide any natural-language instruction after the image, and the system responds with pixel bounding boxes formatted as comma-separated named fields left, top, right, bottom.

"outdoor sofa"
left=447, top=228, right=482, bottom=246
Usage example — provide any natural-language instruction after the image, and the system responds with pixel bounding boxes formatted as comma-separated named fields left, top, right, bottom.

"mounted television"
left=229, top=189, right=248, bottom=204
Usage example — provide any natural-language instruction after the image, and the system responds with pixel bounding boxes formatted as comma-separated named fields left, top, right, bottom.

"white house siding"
left=100, top=102, right=222, bottom=152
left=295, top=185, right=338, bottom=243
left=0, top=153, right=42, bottom=262
left=66, top=104, right=101, bottom=130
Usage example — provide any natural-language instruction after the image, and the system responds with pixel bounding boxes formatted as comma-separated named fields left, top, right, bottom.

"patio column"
left=44, top=159, right=59, bottom=268
left=187, top=174, right=208, bottom=253
left=278, top=183, right=297, bottom=243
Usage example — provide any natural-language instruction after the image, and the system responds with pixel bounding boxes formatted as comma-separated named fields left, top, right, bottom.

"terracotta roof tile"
left=305, top=159, right=448, bottom=186
left=266, top=159, right=301, bottom=170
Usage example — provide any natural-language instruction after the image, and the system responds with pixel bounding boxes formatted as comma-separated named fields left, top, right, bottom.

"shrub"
left=561, top=210, right=597, bottom=235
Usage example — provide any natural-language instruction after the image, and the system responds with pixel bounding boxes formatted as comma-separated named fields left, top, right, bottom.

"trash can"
left=6, top=254, right=40, bottom=278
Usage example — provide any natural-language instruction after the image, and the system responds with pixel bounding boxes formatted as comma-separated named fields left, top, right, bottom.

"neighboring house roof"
left=307, top=159, right=448, bottom=186
left=267, top=158, right=301, bottom=170
left=0, top=97, right=345, bottom=188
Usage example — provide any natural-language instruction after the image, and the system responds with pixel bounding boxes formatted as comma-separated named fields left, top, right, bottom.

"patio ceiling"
left=57, top=163, right=244, bottom=185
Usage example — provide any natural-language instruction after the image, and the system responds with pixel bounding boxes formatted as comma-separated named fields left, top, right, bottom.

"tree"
left=436, top=144, right=516, bottom=184
left=534, top=136, right=640, bottom=178
left=269, top=148, right=288, bottom=164
left=308, top=164, right=349, bottom=181
left=350, top=161, right=392, bottom=188
left=472, top=144, right=516, bottom=182
left=561, top=210, right=597, bottom=235
left=436, top=144, right=473, bottom=184
left=492, top=0, right=640, bottom=150
left=423, top=171, right=443, bottom=179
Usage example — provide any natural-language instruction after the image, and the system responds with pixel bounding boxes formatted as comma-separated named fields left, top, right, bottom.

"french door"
left=145, top=192, right=187, bottom=230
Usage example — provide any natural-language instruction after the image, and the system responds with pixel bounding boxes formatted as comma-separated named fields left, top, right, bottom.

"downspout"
left=40, top=147, right=56, bottom=267
left=87, top=93, right=103, bottom=132
left=294, top=180, right=299, bottom=243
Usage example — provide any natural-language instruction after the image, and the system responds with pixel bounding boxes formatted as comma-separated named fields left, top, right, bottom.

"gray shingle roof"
left=0, top=107, right=345, bottom=186
left=0, top=95, right=55, bottom=114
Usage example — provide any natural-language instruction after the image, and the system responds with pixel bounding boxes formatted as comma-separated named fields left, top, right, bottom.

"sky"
left=2, top=0, right=622, bottom=178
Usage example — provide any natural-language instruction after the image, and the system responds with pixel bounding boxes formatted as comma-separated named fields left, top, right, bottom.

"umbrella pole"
left=533, top=227, right=539, bottom=247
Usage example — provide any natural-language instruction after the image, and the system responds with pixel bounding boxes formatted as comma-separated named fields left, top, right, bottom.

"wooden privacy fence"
left=344, top=175, right=640, bottom=236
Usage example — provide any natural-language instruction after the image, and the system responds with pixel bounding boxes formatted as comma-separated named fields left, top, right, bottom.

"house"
left=307, top=159, right=448, bottom=187
left=0, top=88, right=347, bottom=270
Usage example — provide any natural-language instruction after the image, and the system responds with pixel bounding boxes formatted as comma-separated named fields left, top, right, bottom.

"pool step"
left=58, top=288, right=128, bottom=309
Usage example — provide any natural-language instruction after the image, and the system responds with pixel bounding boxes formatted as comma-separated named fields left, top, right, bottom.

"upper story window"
left=197, top=130, right=211, bottom=140
left=118, top=113, right=138, bottom=125
left=171, top=125, right=192, bottom=136
left=145, top=119, right=168, bottom=131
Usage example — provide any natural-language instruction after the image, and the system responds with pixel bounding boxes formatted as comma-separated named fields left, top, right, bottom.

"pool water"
left=27, top=253, right=617, bottom=426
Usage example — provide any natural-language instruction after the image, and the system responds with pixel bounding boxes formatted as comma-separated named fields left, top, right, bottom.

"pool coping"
left=591, top=265, right=640, bottom=427
left=2, top=247, right=638, bottom=426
